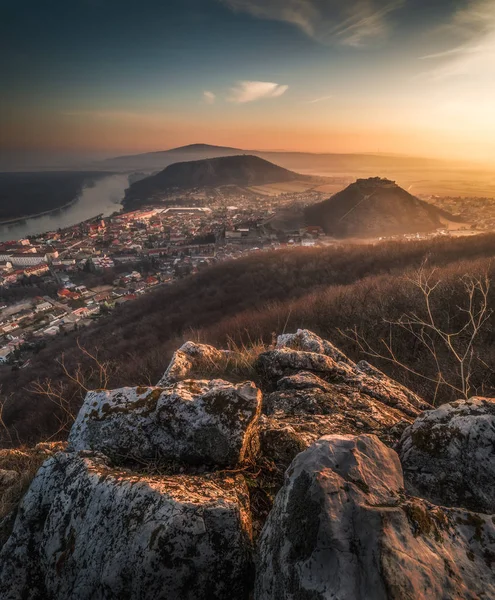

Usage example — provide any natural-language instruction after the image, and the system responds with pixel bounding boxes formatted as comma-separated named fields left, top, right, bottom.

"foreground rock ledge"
left=398, top=397, right=495, bottom=514
left=68, top=379, right=262, bottom=467
left=255, top=434, right=495, bottom=600
left=0, top=452, right=253, bottom=600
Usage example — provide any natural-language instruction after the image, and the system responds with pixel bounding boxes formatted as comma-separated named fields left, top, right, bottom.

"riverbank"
left=0, top=173, right=129, bottom=242
left=0, top=196, right=80, bottom=227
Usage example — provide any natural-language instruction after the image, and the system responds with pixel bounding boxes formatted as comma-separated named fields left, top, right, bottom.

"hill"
left=2, top=233, right=495, bottom=445
left=100, top=143, right=245, bottom=171
left=100, top=143, right=452, bottom=174
left=123, top=155, right=308, bottom=208
left=304, top=177, right=461, bottom=238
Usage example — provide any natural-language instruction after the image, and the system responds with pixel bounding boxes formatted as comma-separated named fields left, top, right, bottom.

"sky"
left=2, top=0, right=495, bottom=165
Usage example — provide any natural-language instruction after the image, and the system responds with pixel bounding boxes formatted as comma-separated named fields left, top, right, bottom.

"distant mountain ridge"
left=305, top=177, right=460, bottom=238
left=124, top=154, right=307, bottom=208
left=100, top=143, right=453, bottom=174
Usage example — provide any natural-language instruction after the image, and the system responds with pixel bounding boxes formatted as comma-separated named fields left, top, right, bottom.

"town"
left=0, top=188, right=326, bottom=366
left=0, top=182, right=485, bottom=368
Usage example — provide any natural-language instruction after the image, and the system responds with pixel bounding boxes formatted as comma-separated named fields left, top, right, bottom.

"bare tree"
left=341, top=264, right=493, bottom=403
left=28, top=340, right=114, bottom=440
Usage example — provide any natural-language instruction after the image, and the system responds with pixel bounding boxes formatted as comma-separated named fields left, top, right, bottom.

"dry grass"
left=185, top=334, right=271, bottom=383
left=0, top=442, right=66, bottom=545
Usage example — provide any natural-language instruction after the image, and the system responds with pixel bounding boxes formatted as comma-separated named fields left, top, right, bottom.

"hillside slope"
left=305, top=177, right=460, bottom=238
left=2, top=233, right=495, bottom=445
left=124, top=155, right=306, bottom=208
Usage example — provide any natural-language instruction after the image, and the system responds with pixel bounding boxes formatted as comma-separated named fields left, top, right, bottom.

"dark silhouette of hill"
left=3, top=233, right=495, bottom=445
left=305, top=177, right=461, bottom=238
left=124, top=155, right=307, bottom=208
left=99, top=143, right=458, bottom=175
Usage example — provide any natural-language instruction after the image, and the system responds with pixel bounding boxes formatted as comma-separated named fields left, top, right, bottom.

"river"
left=0, top=173, right=129, bottom=242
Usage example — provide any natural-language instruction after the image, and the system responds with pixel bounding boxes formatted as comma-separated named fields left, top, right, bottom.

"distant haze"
left=3, top=1, right=495, bottom=167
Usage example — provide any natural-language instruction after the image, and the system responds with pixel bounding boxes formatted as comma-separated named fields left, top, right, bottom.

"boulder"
left=259, top=417, right=307, bottom=467
left=264, top=370, right=424, bottom=447
left=256, top=347, right=352, bottom=387
left=68, top=379, right=262, bottom=467
left=257, top=345, right=429, bottom=417
left=398, top=397, right=495, bottom=514
left=0, top=452, right=253, bottom=600
left=157, top=342, right=226, bottom=385
left=276, top=330, right=355, bottom=366
left=255, top=434, right=495, bottom=600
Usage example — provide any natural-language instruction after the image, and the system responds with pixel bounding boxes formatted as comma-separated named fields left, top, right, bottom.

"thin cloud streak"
left=203, top=91, right=216, bottom=104
left=227, top=81, right=289, bottom=103
left=307, top=95, right=333, bottom=104
left=219, top=0, right=404, bottom=46
left=418, top=0, right=495, bottom=81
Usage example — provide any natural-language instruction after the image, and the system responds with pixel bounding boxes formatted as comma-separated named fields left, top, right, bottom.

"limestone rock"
left=259, top=417, right=307, bottom=467
left=265, top=369, right=423, bottom=447
left=257, top=347, right=352, bottom=387
left=157, top=342, right=225, bottom=385
left=255, top=434, right=495, bottom=600
left=398, top=397, right=495, bottom=514
left=0, top=452, right=253, bottom=600
left=68, top=379, right=262, bottom=467
left=276, top=329, right=355, bottom=366
left=257, top=343, right=429, bottom=417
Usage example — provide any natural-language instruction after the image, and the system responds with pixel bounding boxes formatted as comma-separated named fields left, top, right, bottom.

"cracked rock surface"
left=0, top=452, right=253, bottom=600
left=398, top=397, right=495, bottom=514
left=255, top=434, right=495, bottom=600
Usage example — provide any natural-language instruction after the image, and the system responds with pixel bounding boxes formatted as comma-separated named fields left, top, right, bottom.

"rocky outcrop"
left=69, top=379, right=262, bottom=467
left=157, top=342, right=226, bottom=385
left=0, top=452, right=253, bottom=600
left=276, top=329, right=354, bottom=366
left=259, top=333, right=431, bottom=449
left=255, top=434, right=495, bottom=600
left=398, top=397, right=495, bottom=514
left=2, top=330, right=495, bottom=600
left=257, top=331, right=430, bottom=417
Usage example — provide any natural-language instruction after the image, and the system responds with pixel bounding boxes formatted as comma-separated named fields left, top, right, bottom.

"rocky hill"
left=1, top=330, right=494, bottom=599
left=123, top=155, right=307, bottom=209
left=305, top=177, right=461, bottom=238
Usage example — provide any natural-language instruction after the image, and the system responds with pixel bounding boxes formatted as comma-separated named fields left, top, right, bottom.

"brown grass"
left=0, top=442, right=66, bottom=544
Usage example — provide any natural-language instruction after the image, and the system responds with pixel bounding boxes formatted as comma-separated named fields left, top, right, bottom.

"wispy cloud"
left=307, top=95, right=333, bottom=104
left=219, top=0, right=404, bottom=46
left=227, top=81, right=289, bottom=103
left=419, top=0, right=495, bottom=81
left=203, top=90, right=216, bottom=104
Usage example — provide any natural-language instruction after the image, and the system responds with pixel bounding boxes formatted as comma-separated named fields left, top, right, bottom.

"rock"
left=398, top=397, right=495, bottom=514
left=157, top=342, right=226, bottom=385
left=0, top=452, right=253, bottom=600
left=276, top=371, right=334, bottom=392
left=68, top=379, right=262, bottom=468
left=0, top=469, right=19, bottom=488
left=259, top=417, right=307, bottom=467
left=256, top=347, right=352, bottom=387
left=264, top=370, right=424, bottom=447
left=276, top=330, right=355, bottom=366
left=257, top=344, right=429, bottom=418
left=352, top=360, right=431, bottom=416
left=255, top=434, right=495, bottom=600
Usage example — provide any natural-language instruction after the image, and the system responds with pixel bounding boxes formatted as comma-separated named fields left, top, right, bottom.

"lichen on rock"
left=255, top=434, right=495, bottom=600
left=0, top=452, right=254, bottom=600
left=398, top=397, right=495, bottom=513
left=68, top=379, right=262, bottom=467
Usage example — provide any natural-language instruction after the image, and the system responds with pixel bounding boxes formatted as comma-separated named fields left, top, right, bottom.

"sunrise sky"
left=2, top=0, right=495, bottom=164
